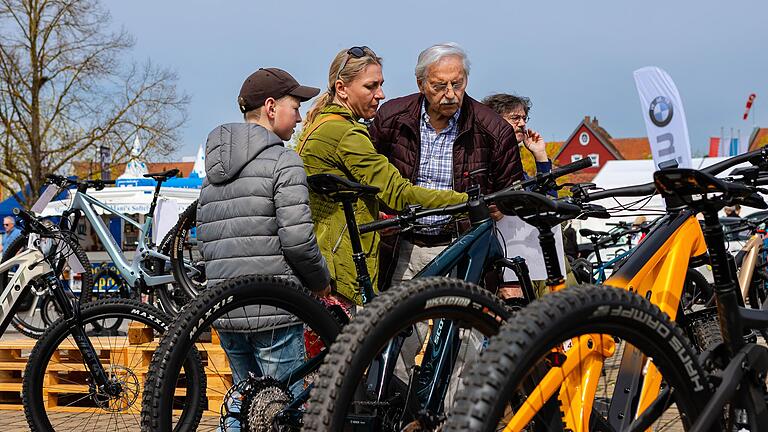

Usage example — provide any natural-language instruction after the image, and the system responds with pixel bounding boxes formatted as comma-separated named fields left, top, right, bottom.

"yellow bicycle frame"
left=506, top=209, right=708, bottom=432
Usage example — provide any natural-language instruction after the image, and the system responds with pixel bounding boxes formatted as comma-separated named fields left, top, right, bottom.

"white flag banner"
left=153, top=197, right=179, bottom=244
left=495, top=215, right=565, bottom=281
left=633, top=66, right=692, bottom=169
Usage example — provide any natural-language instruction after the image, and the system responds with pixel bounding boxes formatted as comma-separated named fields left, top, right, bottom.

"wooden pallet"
left=0, top=325, right=232, bottom=417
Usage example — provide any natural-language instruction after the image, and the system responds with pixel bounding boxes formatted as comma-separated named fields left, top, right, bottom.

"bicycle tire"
left=445, top=285, right=711, bottom=432
left=22, top=298, right=206, bottom=431
left=168, top=199, right=205, bottom=299
left=3, top=234, right=94, bottom=339
left=141, top=275, right=342, bottom=432
left=303, top=277, right=512, bottom=432
left=153, top=221, right=192, bottom=315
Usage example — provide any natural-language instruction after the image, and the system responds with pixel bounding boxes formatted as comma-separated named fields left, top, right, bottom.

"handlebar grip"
left=103, top=179, right=116, bottom=185
left=12, top=207, right=30, bottom=221
left=359, top=217, right=400, bottom=234
left=551, top=158, right=593, bottom=179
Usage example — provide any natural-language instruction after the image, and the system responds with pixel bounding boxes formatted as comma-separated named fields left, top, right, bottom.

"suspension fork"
left=45, top=273, right=115, bottom=392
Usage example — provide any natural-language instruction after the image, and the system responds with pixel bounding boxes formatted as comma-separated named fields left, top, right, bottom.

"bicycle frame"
left=506, top=209, right=708, bottom=432
left=0, top=248, right=53, bottom=333
left=0, top=236, right=118, bottom=393
left=65, top=190, right=175, bottom=288
left=593, top=247, right=634, bottom=283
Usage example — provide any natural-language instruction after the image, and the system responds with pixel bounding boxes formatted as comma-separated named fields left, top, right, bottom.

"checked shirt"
left=414, top=102, right=461, bottom=235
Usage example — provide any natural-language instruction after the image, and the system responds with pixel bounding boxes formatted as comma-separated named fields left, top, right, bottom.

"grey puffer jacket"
left=197, top=123, right=330, bottom=332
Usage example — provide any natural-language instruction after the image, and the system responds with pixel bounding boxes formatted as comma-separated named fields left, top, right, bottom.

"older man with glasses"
left=0, top=216, right=21, bottom=254
left=370, top=42, right=551, bottom=287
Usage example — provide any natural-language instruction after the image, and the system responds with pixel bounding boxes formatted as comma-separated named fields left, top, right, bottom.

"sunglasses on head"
left=334, top=46, right=371, bottom=84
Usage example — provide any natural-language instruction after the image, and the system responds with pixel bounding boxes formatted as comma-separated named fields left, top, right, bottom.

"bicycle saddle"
left=654, top=168, right=767, bottom=210
left=495, top=191, right=582, bottom=229
left=579, top=228, right=608, bottom=238
left=144, top=168, right=180, bottom=181
left=307, top=174, right=380, bottom=201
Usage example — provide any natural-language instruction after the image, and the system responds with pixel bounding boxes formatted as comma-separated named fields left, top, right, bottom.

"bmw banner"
left=633, top=66, right=692, bottom=169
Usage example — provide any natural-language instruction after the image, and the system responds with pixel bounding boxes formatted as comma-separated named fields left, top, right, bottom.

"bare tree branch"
left=0, top=0, right=187, bottom=205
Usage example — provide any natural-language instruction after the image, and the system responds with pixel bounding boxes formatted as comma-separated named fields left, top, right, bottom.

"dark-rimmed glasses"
left=335, top=46, right=371, bottom=84
left=505, top=114, right=530, bottom=123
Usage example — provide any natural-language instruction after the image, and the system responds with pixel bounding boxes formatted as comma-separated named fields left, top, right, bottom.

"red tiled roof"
left=611, top=138, right=652, bottom=160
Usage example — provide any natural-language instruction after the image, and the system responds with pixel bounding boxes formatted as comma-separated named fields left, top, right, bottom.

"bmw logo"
left=649, top=96, right=673, bottom=127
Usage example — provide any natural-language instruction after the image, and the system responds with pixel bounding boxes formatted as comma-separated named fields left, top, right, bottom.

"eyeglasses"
left=3, top=223, right=11, bottom=227
left=429, top=81, right=464, bottom=95
left=505, top=114, right=530, bottom=123
left=334, top=46, right=371, bottom=85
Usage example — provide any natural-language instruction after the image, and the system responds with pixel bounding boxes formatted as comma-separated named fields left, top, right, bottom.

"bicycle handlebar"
left=46, top=174, right=116, bottom=191
left=584, top=148, right=768, bottom=202
left=359, top=158, right=593, bottom=234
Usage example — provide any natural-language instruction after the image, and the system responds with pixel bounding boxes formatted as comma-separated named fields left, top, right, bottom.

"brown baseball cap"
left=238, top=68, right=320, bottom=113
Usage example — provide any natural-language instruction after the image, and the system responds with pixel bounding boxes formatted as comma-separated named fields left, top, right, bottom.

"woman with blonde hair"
left=298, top=46, right=466, bottom=305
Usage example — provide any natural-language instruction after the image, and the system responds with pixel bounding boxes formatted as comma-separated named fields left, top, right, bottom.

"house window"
left=588, top=154, right=600, bottom=167
left=579, top=132, right=590, bottom=146
left=571, top=154, right=582, bottom=163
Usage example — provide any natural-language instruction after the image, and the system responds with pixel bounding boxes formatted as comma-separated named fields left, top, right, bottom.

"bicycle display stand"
left=0, top=327, right=231, bottom=416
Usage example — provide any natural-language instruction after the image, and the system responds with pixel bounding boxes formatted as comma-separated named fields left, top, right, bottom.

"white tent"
left=40, top=186, right=199, bottom=217
left=117, top=134, right=149, bottom=181
left=192, top=143, right=206, bottom=178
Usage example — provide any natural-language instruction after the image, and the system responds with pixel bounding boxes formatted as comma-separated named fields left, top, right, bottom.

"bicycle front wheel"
left=304, top=277, right=512, bottom=432
left=446, top=285, right=711, bottom=432
left=141, top=275, right=343, bottom=432
left=23, top=298, right=205, bottom=431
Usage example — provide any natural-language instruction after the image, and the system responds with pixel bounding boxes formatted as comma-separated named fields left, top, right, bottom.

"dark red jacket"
left=369, top=93, right=524, bottom=288
left=370, top=93, right=523, bottom=195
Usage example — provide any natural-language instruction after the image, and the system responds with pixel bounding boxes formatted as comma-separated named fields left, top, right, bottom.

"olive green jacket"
left=298, top=104, right=467, bottom=304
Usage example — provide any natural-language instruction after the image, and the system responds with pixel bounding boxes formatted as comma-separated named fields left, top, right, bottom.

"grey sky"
left=107, top=0, right=767, bottom=159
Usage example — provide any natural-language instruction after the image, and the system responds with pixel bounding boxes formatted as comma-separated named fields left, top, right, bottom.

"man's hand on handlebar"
left=377, top=212, right=401, bottom=237
left=488, top=204, right=504, bottom=221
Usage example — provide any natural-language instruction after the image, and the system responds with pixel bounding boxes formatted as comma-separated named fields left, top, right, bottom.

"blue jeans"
left=217, top=325, right=304, bottom=431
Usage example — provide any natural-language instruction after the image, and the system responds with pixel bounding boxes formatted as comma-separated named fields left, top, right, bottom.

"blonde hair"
left=304, top=47, right=382, bottom=126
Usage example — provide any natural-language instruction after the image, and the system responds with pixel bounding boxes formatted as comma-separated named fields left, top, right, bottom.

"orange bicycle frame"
left=506, top=209, right=707, bottom=432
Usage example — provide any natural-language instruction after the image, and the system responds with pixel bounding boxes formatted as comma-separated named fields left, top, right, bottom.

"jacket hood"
left=205, top=123, right=283, bottom=184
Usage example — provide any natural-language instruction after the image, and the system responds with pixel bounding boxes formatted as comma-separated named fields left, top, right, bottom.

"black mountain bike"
left=302, top=160, right=600, bottom=431
left=140, top=158, right=595, bottom=432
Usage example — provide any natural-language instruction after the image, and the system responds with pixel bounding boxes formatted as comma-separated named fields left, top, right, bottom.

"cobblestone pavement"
left=0, top=409, right=30, bottom=431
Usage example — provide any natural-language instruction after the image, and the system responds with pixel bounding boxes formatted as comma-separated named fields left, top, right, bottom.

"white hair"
left=415, top=42, right=470, bottom=85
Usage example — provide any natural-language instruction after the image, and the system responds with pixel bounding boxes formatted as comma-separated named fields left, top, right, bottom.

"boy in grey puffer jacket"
left=196, top=68, right=330, bottom=427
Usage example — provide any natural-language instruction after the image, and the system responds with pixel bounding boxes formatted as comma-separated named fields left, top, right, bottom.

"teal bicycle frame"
left=61, top=184, right=176, bottom=290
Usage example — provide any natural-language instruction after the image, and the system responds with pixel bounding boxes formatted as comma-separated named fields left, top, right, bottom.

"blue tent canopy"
left=115, top=172, right=202, bottom=189
left=0, top=194, right=25, bottom=219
